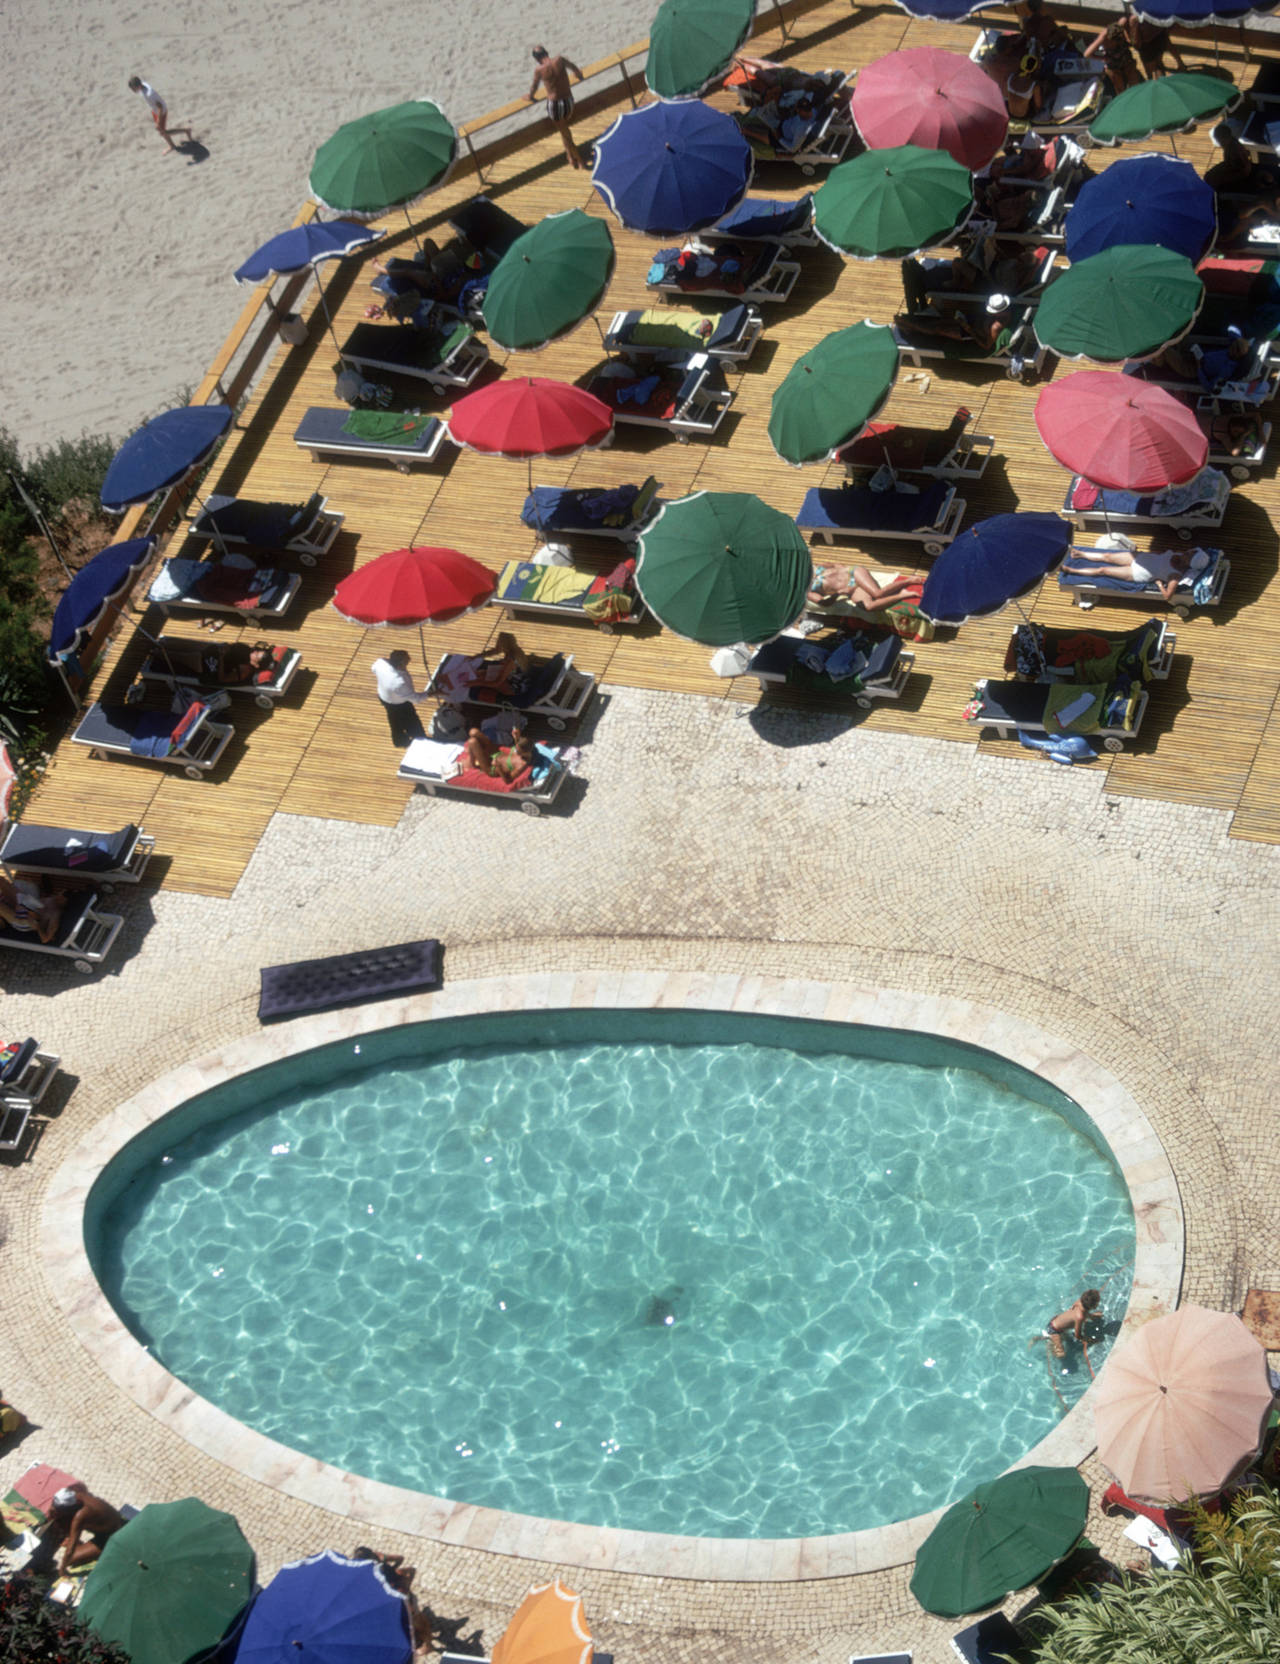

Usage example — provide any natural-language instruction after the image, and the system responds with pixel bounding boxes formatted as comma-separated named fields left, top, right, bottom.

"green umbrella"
left=1089, top=72, right=1240, bottom=146
left=813, top=145, right=974, bottom=260
left=910, top=1465, right=1089, bottom=1617
left=646, top=0, right=757, bottom=100
left=80, top=1497, right=255, bottom=1664
left=483, top=210, right=615, bottom=352
left=768, top=321, right=899, bottom=465
left=310, top=98, right=457, bottom=217
left=636, top=491, right=812, bottom=645
left=1034, top=244, right=1203, bottom=364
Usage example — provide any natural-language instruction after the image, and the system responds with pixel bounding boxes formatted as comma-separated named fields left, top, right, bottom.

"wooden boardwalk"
left=26, top=1, right=1280, bottom=895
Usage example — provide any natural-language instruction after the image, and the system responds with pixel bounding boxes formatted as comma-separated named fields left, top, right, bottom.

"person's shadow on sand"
left=175, top=137, right=210, bottom=165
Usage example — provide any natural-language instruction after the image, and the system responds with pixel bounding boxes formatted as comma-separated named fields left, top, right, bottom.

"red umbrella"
left=447, top=377, right=613, bottom=459
left=851, top=48, right=1007, bottom=172
left=332, top=546, right=497, bottom=627
left=1035, top=371, right=1207, bottom=491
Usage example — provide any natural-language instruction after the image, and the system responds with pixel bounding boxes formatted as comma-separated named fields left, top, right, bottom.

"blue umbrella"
left=1065, top=154, right=1217, bottom=263
left=47, top=538, right=154, bottom=659
left=234, top=219, right=384, bottom=359
left=1132, top=0, right=1269, bottom=22
left=100, top=406, right=232, bottom=513
left=920, top=512, right=1072, bottom=625
left=233, top=220, right=383, bottom=284
left=591, top=99, right=753, bottom=235
left=235, top=1550, right=412, bottom=1664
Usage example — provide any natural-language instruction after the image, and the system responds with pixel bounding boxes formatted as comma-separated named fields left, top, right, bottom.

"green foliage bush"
left=0, top=1572, right=130, bottom=1662
left=1030, top=1482, right=1280, bottom=1664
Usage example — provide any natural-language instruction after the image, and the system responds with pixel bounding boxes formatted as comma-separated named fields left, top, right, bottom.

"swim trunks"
left=548, top=96, right=574, bottom=123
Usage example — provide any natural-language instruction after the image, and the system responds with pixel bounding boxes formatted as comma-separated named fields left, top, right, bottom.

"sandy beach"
left=2, top=0, right=646, bottom=457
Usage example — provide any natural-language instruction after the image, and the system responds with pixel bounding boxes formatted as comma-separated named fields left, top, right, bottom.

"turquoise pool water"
left=91, top=1011, right=1133, bottom=1538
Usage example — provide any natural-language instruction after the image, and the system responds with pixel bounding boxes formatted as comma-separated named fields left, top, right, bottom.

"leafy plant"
left=1029, top=1482, right=1280, bottom=1664
left=25, top=434, right=116, bottom=515
left=0, top=1572, right=130, bottom=1663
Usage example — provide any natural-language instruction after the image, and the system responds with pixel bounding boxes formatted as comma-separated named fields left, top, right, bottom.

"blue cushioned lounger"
left=293, top=409, right=449, bottom=470
left=796, top=480, right=964, bottom=553
left=1, top=821, right=153, bottom=884
left=711, top=194, right=816, bottom=244
left=745, top=631, right=912, bottom=707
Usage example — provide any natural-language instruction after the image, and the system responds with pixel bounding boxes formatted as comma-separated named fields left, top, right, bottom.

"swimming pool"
left=89, top=1006, right=1133, bottom=1539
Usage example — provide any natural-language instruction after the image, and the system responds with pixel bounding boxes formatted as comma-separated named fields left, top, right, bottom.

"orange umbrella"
left=1093, top=1305, right=1274, bottom=1503
left=491, top=1580, right=593, bottom=1664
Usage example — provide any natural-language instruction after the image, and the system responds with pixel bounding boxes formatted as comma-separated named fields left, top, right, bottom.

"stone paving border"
left=44, top=972, right=1182, bottom=1581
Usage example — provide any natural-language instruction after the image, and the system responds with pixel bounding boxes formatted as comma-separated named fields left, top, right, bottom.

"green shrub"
left=26, top=433, right=116, bottom=515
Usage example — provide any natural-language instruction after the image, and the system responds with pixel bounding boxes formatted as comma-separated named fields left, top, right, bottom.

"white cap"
left=986, top=293, right=1011, bottom=315
left=52, top=1487, right=78, bottom=1510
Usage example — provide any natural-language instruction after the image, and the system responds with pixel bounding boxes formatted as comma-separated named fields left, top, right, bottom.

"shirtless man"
left=127, top=76, right=194, bottom=155
left=1036, top=1289, right=1101, bottom=1360
left=526, top=45, right=584, bottom=168
left=44, top=1483, right=127, bottom=1571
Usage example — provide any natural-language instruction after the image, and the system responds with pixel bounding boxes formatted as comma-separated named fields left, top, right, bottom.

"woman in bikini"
left=808, top=566, right=923, bottom=611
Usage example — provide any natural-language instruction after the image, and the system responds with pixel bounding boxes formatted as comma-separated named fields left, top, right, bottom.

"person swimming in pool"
left=1035, top=1288, right=1101, bottom=1360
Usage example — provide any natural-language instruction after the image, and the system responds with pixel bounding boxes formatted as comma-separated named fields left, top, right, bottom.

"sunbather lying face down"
left=1063, top=546, right=1207, bottom=601
left=808, top=566, right=922, bottom=610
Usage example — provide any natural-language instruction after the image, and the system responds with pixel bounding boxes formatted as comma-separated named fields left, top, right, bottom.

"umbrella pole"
left=189, top=487, right=230, bottom=561
left=313, top=268, right=347, bottom=365
left=403, top=204, right=424, bottom=255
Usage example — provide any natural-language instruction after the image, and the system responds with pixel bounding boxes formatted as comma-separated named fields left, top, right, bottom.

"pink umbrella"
left=1035, top=372, right=1208, bottom=492
left=1093, top=1306, right=1273, bottom=1504
left=0, top=744, right=15, bottom=824
left=851, top=47, right=1008, bottom=172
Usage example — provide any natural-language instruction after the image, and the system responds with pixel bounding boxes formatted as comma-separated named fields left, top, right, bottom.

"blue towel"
left=129, top=732, right=172, bottom=758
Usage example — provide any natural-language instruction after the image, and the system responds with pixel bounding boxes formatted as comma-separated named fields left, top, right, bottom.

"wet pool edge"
left=42, top=972, right=1183, bottom=1582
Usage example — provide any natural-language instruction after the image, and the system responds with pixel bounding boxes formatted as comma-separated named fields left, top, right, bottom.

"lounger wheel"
left=598, top=623, right=615, bottom=635
left=1172, top=602, right=1191, bottom=619
left=1231, top=463, right=1251, bottom=482
left=800, top=163, right=816, bottom=176
left=74, top=959, right=93, bottom=975
left=1103, top=736, right=1124, bottom=753
left=856, top=695, right=873, bottom=710
left=923, top=540, right=944, bottom=556
left=1177, top=527, right=1193, bottom=541
left=255, top=693, right=274, bottom=710
left=299, top=551, right=317, bottom=567
left=183, top=764, right=203, bottom=780
left=546, top=715, right=567, bottom=731
left=520, top=800, right=542, bottom=816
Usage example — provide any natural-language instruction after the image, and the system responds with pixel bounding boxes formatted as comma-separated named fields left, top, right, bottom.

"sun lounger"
left=647, top=240, right=800, bottom=305
left=969, top=674, right=1150, bottom=750
left=796, top=479, right=965, bottom=555
left=520, top=478, right=661, bottom=541
left=426, top=650, right=596, bottom=733
left=292, top=407, right=450, bottom=471
left=711, top=193, right=817, bottom=246
left=1062, top=467, right=1231, bottom=539
left=745, top=629, right=913, bottom=708
left=585, top=355, right=734, bottom=441
left=893, top=303, right=1047, bottom=380
left=836, top=410, right=994, bottom=481
left=1124, top=341, right=1277, bottom=409
left=137, top=637, right=302, bottom=708
left=147, top=555, right=300, bottom=621
left=602, top=303, right=764, bottom=363
left=338, top=320, right=488, bottom=391
left=189, top=491, right=343, bottom=564
left=447, top=196, right=529, bottom=263
left=1058, top=539, right=1229, bottom=616
left=969, top=185, right=1068, bottom=247
left=258, top=938, right=443, bottom=1023
left=1004, top=617, right=1175, bottom=681
left=1, top=821, right=153, bottom=887
left=398, top=737, right=573, bottom=816
left=71, top=698, right=234, bottom=779
left=0, top=1038, right=60, bottom=1106
left=0, top=888, right=123, bottom=974
left=0, top=1099, right=32, bottom=1154
left=804, top=568, right=935, bottom=641
left=1238, top=107, right=1280, bottom=159
left=489, top=555, right=645, bottom=631
left=728, top=62, right=854, bottom=172
left=1198, top=403, right=1271, bottom=479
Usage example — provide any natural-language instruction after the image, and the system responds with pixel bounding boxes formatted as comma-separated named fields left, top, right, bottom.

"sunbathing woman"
left=1062, top=546, right=1209, bottom=602
left=0, top=874, right=67, bottom=944
left=491, top=734, right=536, bottom=781
left=808, top=566, right=923, bottom=611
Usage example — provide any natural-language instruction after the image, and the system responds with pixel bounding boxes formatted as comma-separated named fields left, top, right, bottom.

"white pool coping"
left=43, top=972, right=1183, bottom=1581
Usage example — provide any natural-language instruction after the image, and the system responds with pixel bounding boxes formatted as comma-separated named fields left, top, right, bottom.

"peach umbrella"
left=491, top=1580, right=593, bottom=1664
left=1093, top=1305, right=1274, bottom=1503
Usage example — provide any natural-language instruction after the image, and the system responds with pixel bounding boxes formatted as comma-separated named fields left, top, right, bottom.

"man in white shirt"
left=372, top=650, right=429, bottom=747
left=127, top=76, right=194, bottom=154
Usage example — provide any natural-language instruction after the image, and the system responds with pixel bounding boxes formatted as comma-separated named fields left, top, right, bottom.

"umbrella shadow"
left=740, top=698, right=859, bottom=747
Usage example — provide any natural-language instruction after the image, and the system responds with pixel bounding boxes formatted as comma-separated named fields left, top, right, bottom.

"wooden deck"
left=26, top=1, right=1280, bottom=895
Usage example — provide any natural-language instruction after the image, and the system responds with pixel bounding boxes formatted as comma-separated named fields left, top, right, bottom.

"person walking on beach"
left=127, top=75, right=194, bottom=154
left=372, top=650, right=429, bottom=747
left=525, top=45, right=585, bottom=168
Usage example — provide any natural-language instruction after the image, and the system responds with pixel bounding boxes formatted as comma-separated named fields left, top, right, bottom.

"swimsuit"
left=548, top=96, right=574, bottom=123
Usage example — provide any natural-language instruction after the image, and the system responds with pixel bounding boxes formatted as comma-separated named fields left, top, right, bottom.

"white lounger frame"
left=293, top=416, right=451, bottom=472
left=397, top=755, right=571, bottom=816
left=189, top=493, right=344, bottom=565
left=650, top=243, right=800, bottom=306
left=973, top=678, right=1151, bottom=751
left=74, top=706, right=235, bottom=780
left=339, top=331, right=490, bottom=392
left=1062, top=537, right=1231, bottom=617
left=137, top=642, right=303, bottom=710
left=147, top=563, right=302, bottom=623
left=1, top=827, right=154, bottom=889
left=841, top=422, right=995, bottom=484
left=1198, top=404, right=1271, bottom=480
left=592, top=356, right=734, bottom=442
left=894, top=307, right=1048, bottom=381
left=804, top=485, right=966, bottom=556
left=603, top=306, right=764, bottom=364
left=1006, top=618, right=1176, bottom=679
left=745, top=641, right=915, bottom=709
left=0, top=901, right=124, bottom=974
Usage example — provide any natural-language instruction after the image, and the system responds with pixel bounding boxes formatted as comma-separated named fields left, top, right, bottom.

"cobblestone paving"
left=2, top=683, right=1277, bottom=1662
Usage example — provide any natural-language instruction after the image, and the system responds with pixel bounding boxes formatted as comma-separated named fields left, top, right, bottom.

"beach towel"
left=341, top=410, right=436, bottom=445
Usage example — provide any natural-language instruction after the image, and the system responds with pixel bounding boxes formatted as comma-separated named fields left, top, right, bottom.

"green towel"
left=1044, top=682, right=1105, bottom=734
left=341, top=410, right=435, bottom=445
